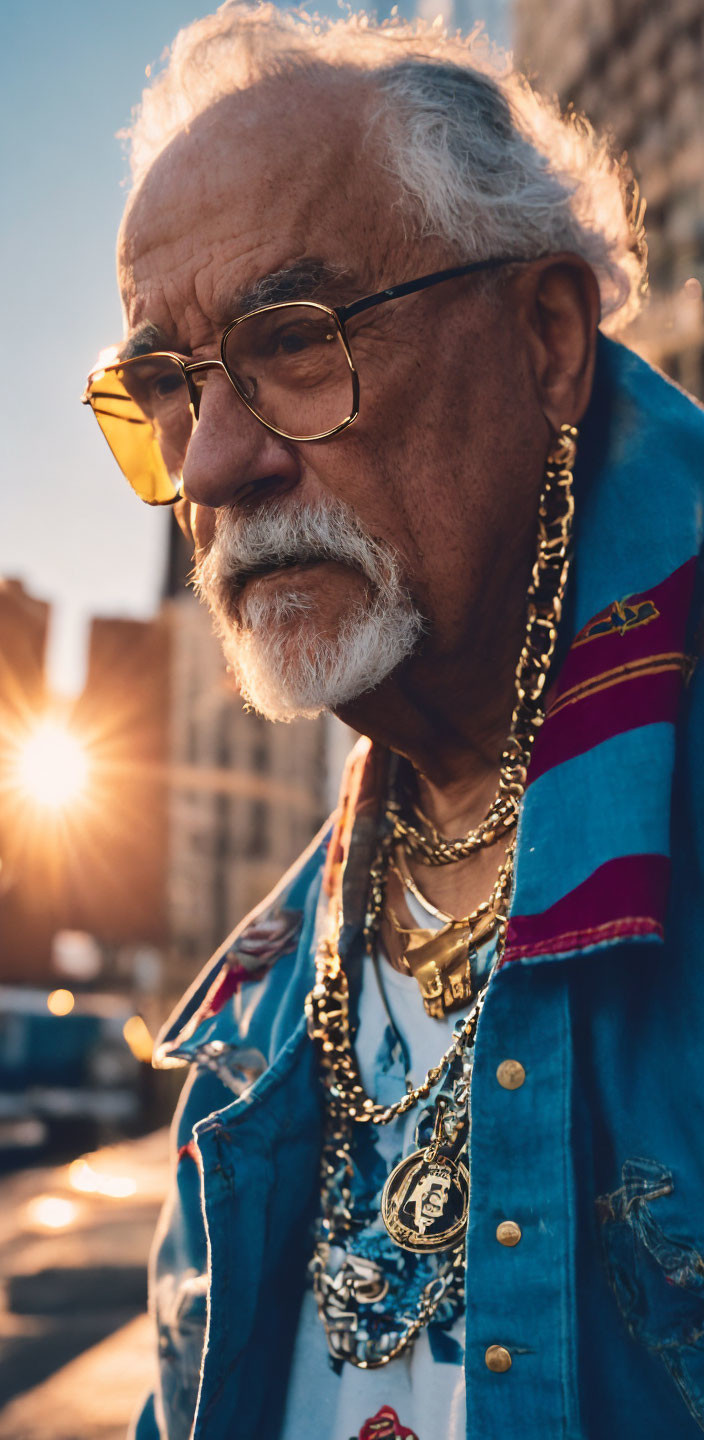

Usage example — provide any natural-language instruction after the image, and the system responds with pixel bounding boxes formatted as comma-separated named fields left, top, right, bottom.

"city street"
left=0, top=1127, right=169, bottom=1439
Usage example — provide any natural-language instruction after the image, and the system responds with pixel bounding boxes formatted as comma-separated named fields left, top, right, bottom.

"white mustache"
left=191, top=494, right=426, bottom=721
left=193, top=497, right=401, bottom=614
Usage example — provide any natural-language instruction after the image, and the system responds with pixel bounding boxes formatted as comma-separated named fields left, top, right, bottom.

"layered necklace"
left=305, top=424, right=578, bottom=1368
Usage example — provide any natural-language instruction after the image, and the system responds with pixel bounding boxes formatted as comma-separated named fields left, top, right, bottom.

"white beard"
left=192, top=497, right=425, bottom=721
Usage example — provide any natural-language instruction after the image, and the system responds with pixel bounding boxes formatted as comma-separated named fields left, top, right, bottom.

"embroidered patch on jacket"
left=196, top=906, right=303, bottom=1022
left=357, top=1406, right=419, bottom=1440
left=526, top=559, right=697, bottom=787
left=227, top=906, right=302, bottom=973
left=192, top=1040, right=268, bottom=1095
left=573, top=597, right=660, bottom=646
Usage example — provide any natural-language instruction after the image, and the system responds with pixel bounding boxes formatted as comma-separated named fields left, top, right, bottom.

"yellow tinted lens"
left=85, top=357, right=192, bottom=504
left=223, top=303, right=354, bottom=439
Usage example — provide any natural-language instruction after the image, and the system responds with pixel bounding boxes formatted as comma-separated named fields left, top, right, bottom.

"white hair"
left=125, top=3, right=647, bottom=331
left=192, top=496, right=425, bottom=720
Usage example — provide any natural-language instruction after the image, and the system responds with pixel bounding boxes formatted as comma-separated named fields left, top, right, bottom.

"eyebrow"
left=234, top=258, right=354, bottom=313
left=120, top=321, right=169, bottom=361
left=120, top=258, right=355, bottom=361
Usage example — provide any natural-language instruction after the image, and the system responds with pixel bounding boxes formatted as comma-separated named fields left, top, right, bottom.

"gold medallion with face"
left=381, top=1151, right=469, bottom=1253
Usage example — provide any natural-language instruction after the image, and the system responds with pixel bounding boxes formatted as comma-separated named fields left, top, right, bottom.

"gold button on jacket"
left=496, top=1058, right=526, bottom=1090
left=485, top=1344, right=513, bottom=1373
left=496, top=1219, right=522, bottom=1246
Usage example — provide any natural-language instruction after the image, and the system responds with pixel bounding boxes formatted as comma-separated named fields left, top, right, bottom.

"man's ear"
left=513, top=255, right=601, bottom=431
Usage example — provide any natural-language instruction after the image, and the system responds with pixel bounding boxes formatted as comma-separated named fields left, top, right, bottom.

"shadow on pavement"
left=0, top=1312, right=156, bottom=1440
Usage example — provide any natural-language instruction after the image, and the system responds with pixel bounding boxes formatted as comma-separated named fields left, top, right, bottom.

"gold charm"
left=381, top=1106, right=469, bottom=1252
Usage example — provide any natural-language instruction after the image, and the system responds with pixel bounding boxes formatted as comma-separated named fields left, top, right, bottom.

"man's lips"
left=234, top=555, right=371, bottom=593
left=223, top=556, right=371, bottom=623
left=237, top=556, right=327, bottom=588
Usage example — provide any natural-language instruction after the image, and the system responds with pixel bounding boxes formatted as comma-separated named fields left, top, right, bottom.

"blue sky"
left=1, top=0, right=507, bottom=694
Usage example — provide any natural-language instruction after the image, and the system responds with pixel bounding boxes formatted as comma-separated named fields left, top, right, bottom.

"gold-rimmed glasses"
left=81, top=255, right=526, bottom=505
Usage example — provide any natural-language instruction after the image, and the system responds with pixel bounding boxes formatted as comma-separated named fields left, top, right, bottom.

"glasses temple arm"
left=336, top=256, right=529, bottom=324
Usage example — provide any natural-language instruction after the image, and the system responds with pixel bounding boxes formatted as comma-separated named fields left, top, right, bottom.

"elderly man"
left=83, top=6, right=704, bottom=1438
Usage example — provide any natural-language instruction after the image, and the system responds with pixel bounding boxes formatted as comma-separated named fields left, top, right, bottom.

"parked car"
left=0, top=985, right=146, bottom=1158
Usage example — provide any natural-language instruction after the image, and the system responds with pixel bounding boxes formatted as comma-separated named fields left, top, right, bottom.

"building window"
left=249, top=800, right=268, bottom=858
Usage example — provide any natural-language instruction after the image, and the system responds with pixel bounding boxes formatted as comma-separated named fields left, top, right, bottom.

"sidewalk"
left=0, top=1311, right=155, bottom=1440
left=0, top=1127, right=169, bottom=1437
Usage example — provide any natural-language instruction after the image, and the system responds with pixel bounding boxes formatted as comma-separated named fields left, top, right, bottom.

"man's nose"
left=181, top=369, right=301, bottom=510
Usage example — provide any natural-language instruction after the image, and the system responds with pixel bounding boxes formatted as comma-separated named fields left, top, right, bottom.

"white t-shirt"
left=281, top=892, right=494, bottom=1440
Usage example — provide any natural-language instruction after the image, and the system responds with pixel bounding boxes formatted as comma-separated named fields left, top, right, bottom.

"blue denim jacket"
left=133, top=337, right=704, bottom=1440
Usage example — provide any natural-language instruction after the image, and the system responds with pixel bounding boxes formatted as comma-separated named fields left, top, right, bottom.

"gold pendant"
left=420, top=941, right=476, bottom=1017
left=391, top=919, right=484, bottom=1017
left=381, top=1103, right=469, bottom=1252
left=381, top=1148, right=469, bottom=1252
left=401, top=919, right=474, bottom=972
left=387, top=885, right=499, bottom=1017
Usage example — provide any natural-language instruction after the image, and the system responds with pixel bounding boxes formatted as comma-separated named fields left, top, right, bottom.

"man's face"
left=420, top=1179, right=449, bottom=1220
left=118, top=71, right=547, bottom=720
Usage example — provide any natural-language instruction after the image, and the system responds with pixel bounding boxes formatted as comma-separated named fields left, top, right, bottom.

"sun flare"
left=16, top=720, right=89, bottom=810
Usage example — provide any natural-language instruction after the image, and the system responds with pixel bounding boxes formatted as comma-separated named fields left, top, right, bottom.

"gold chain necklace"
left=388, top=423, right=577, bottom=865
left=392, top=848, right=456, bottom=921
left=385, top=841, right=514, bottom=1016
left=305, top=424, right=578, bottom=1366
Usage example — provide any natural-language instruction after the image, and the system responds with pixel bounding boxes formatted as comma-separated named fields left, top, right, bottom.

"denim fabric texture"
left=130, top=336, right=704, bottom=1440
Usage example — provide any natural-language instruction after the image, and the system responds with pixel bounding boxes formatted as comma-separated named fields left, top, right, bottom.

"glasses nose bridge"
left=182, top=355, right=235, bottom=419
left=184, top=357, right=226, bottom=377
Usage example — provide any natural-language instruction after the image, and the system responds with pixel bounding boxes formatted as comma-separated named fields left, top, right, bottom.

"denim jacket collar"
left=503, top=336, right=703, bottom=963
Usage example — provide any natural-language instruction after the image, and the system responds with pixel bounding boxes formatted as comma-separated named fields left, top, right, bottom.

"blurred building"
left=70, top=613, right=170, bottom=948
left=0, top=579, right=53, bottom=979
left=514, top=0, right=704, bottom=393
left=0, top=579, right=48, bottom=717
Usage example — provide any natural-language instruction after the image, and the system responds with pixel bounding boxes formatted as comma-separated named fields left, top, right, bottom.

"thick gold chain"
left=388, top=424, right=577, bottom=864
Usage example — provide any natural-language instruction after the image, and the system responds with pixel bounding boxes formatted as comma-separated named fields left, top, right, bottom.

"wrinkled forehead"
left=118, top=70, right=406, bottom=330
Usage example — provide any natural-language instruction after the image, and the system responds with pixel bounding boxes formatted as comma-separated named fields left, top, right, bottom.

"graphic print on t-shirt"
left=356, top=1404, right=419, bottom=1439
left=280, top=934, right=496, bottom=1440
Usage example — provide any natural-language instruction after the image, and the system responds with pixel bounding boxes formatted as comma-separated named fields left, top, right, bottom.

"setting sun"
left=16, top=720, right=89, bottom=810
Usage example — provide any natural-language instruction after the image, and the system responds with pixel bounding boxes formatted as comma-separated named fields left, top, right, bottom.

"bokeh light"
left=47, top=988, right=75, bottom=1016
left=123, top=1013, right=154, bottom=1063
left=26, top=1196, right=80, bottom=1230
left=68, top=1159, right=138, bottom=1198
